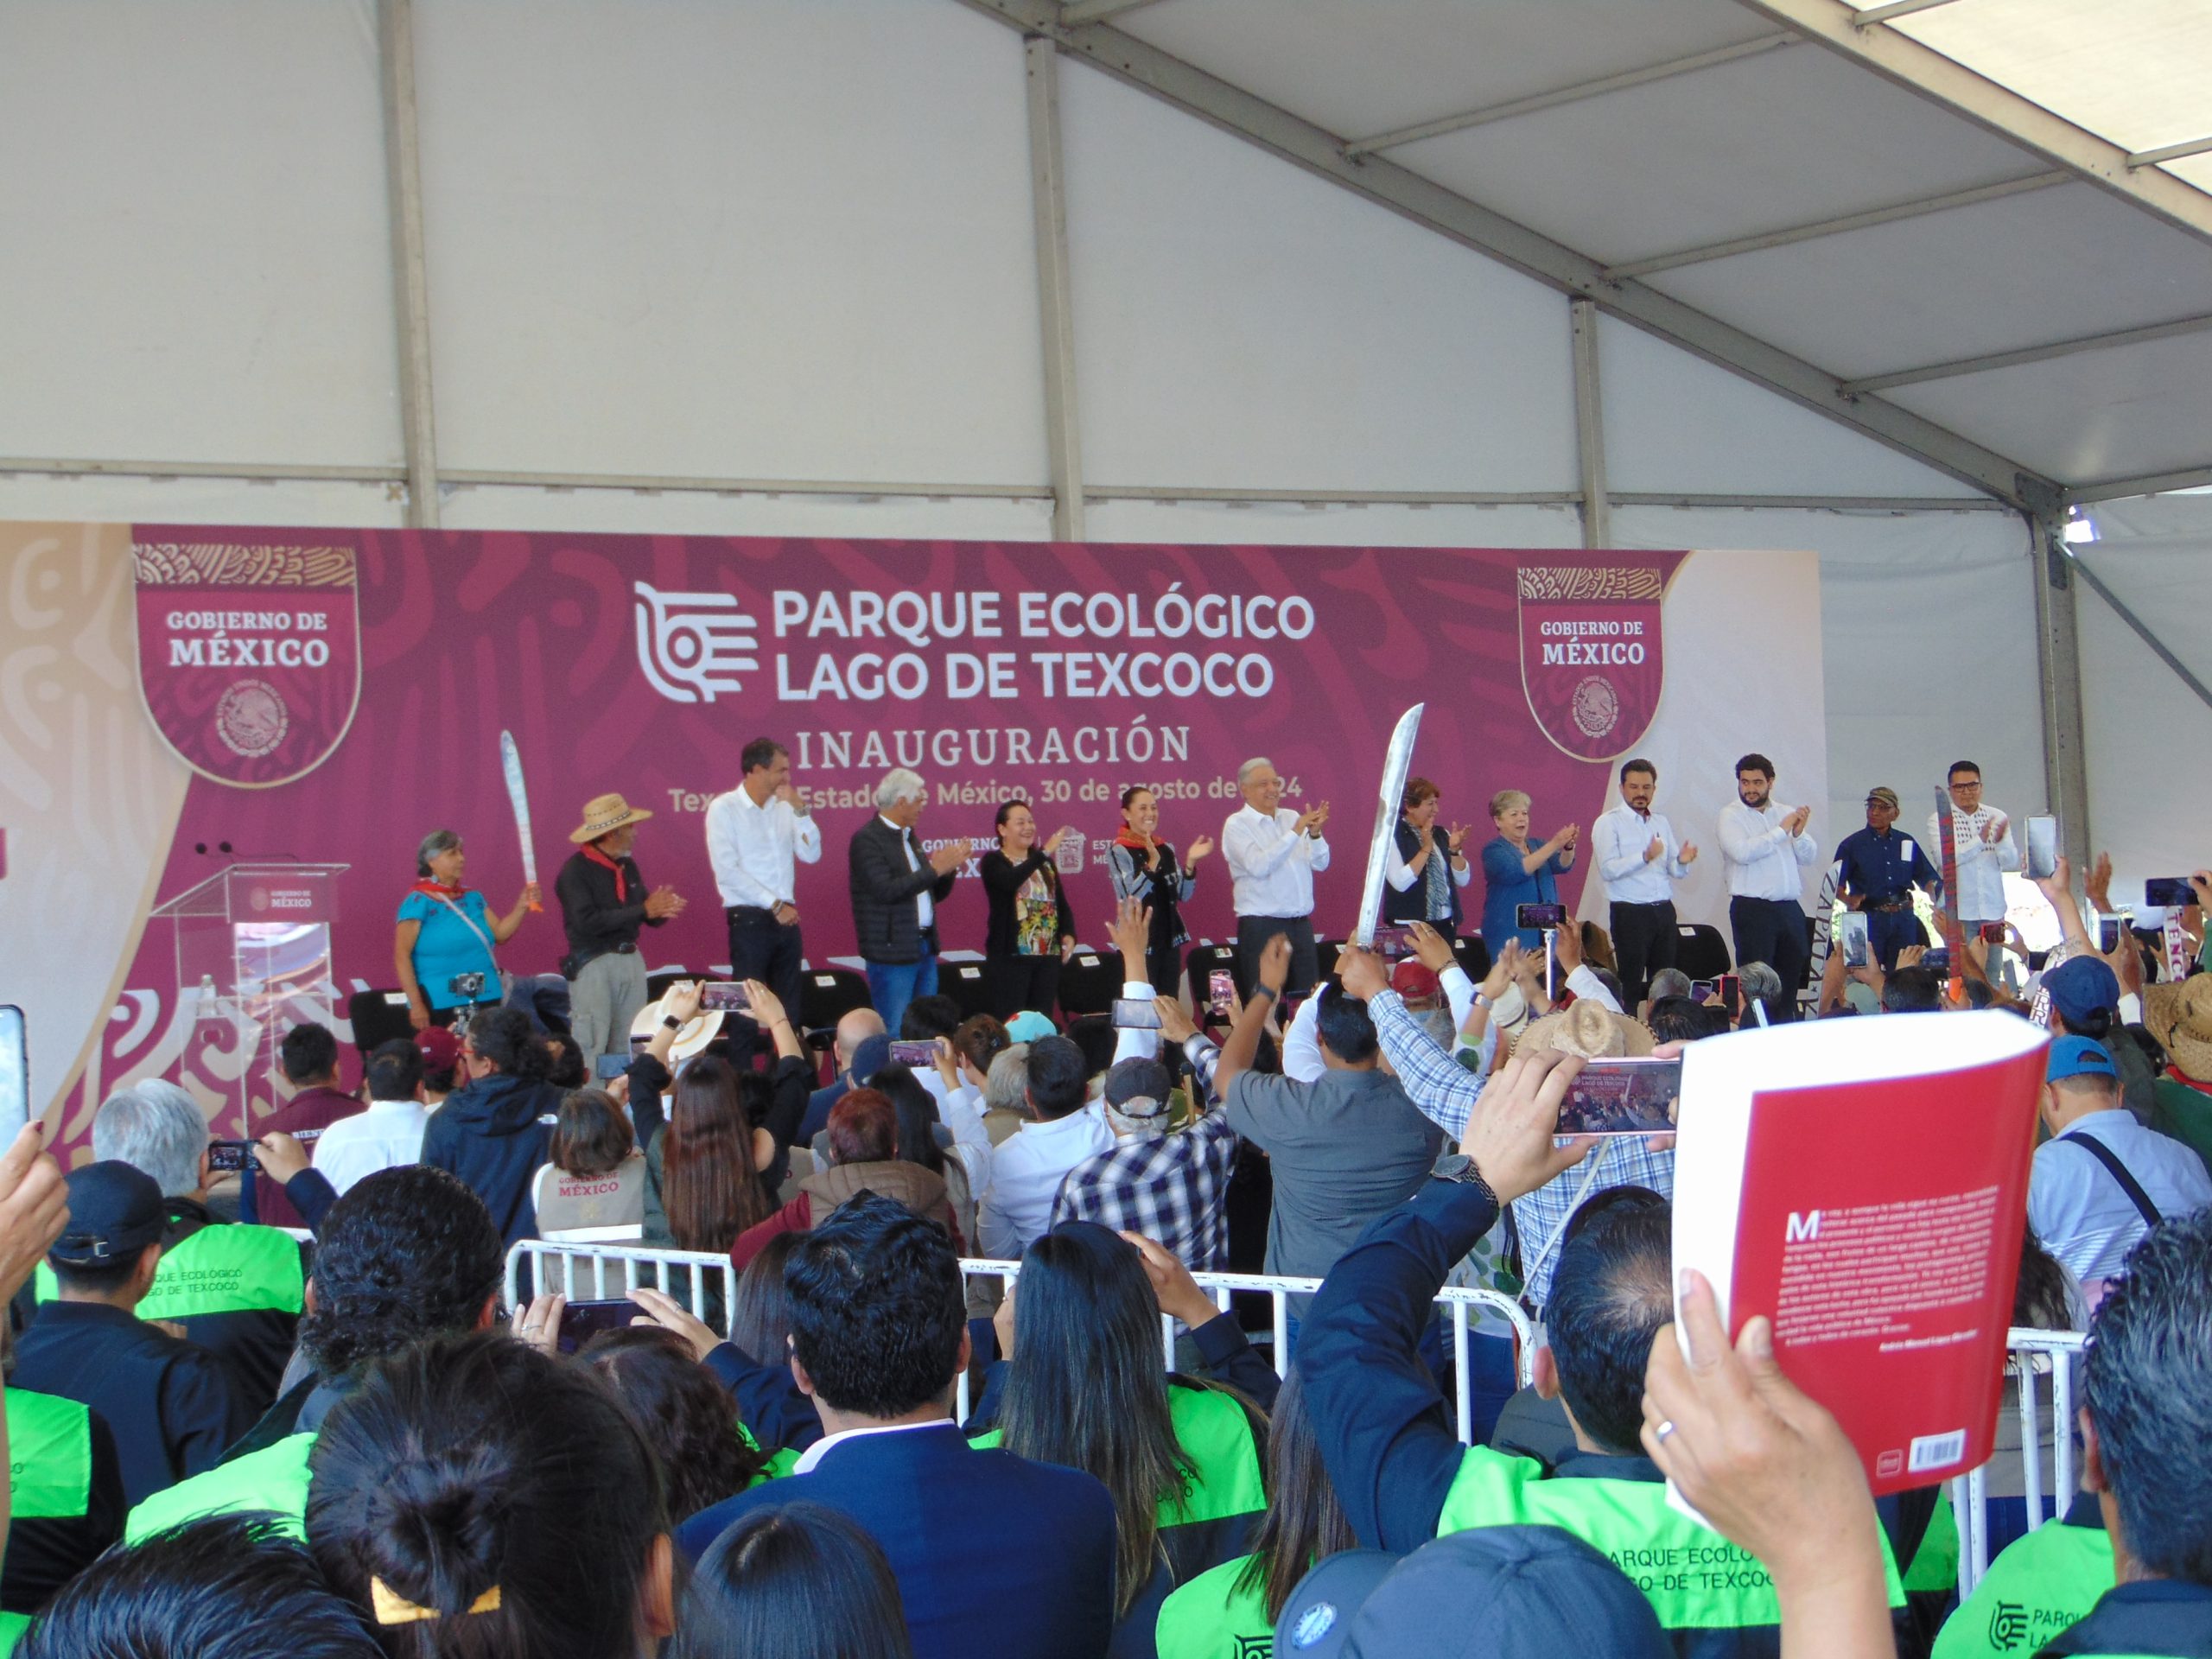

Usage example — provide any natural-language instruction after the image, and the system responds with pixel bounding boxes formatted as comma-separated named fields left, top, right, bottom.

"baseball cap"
left=1389, top=960, right=1443, bottom=1001
left=1866, top=786, right=1900, bottom=810
left=50, top=1161, right=167, bottom=1267
left=2042, top=955, right=2120, bottom=1027
left=1103, top=1057, right=1173, bottom=1120
left=1005, top=1011, right=1057, bottom=1045
left=2046, top=1035, right=2118, bottom=1085
left=413, top=1026, right=462, bottom=1073
left=1275, top=1527, right=1668, bottom=1659
left=848, top=1033, right=892, bottom=1082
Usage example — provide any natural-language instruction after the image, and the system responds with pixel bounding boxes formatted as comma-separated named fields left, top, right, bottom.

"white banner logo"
left=633, top=582, right=759, bottom=703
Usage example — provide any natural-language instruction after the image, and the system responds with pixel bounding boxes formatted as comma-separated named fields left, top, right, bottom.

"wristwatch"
left=1430, top=1153, right=1499, bottom=1207
left=661, top=1014, right=683, bottom=1032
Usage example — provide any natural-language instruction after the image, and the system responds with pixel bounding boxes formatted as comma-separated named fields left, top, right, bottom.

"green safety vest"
left=734, top=1421, right=800, bottom=1488
left=972, top=1382, right=1267, bottom=1528
left=1435, top=1446, right=1906, bottom=1632
left=1154, top=1551, right=1272, bottom=1659
left=35, top=1225, right=305, bottom=1320
left=0, top=1610, right=29, bottom=1656
left=6, top=1388, right=92, bottom=1522
left=1906, top=1488, right=1961, bottom=1595
left=1931, top=1514, right=2113, bottom=1659
left=124, top=1431, right=315, bottom=1544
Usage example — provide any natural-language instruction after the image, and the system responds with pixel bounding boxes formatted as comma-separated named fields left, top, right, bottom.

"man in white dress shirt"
left=1716, top=751, right=1818, bottom=1020
left=1927, top=760, right=2019, bottom=927
left=311, top=1039, right=431, bottom=1195
left=1591, top=757, right=1700, bottom=1008
left=705, top=737, right=822, bottom=1026
left=1221, top=757, right=1331, bottom=998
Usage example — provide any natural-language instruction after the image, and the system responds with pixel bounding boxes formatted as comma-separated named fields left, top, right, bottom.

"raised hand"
left=1185, top=834, right=1214, bottom=864
left=1120, top=1231, right=1219, bottom=1330
left=1108, top=896, right=1154, bottom=970
left=662, top=979, right=704, bottom=1025
left=928, top=837, right=975, bottom=874
left=2087, top=852, right=2115, bottom=912
left=1408, top=920, right=1456, bottom=975
left=1258, top=933, right=1294, bottom=995
left=1481, top=938, right=1522, bottom=1001
left=1459, top=1047, right=1594, bottom=1204
left=0, top=1124, right=68, bottom=1300
left=1337, top=944, right=1389, bottom=1002
left=643, top=885, right=685, bottom=919
left=1154, top=996, right=1198, bottom=1046
left=741, top=979, right=788, bottom=1033
left=1042, top=826, right=1071, bottom=856
left=1645, top=835, right=1666, bottom=864
left=1680, top=842, right=1700, bottom=866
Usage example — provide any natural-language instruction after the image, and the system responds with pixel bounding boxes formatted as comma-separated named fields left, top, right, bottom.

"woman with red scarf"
left=1107, top=786, right=1214, bottom=996
left=394, top=829, right=540, bottom=1030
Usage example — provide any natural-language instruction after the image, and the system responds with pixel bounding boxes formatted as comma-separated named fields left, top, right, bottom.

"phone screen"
left=556, top=1298, right=639, bottom=1356
left=1208, top=969, right=1236, bottom=1015
left=2096, top=916, right=2122, bottom=954
left=1516, top=902, right=1566, bottom=931
left=887, top=1039, right=938, bottom=1068
left=1370, top=924, right=1415, bottom=962
left=1556, top=1058, right=1682, bottom=1137
left=594, top=1052, right=631, bottom=1081
left=1111, top=998, right=1163, bottom=1031
left=207, top=1140, right=254, bottom=1174
left=1717, top=974, right=1740, bottom=1017
left=699, top=982, right=753, bottom=1014
left=1837, top=912, right=1870, bottom=969
left=1688, top=979, right=1717, bottom=1003
left=2145, top=877, right=2196, bottom=909
left=2025, top=816, right=2058, bottom=881
left=0, top=1006, right=25, bottom=1140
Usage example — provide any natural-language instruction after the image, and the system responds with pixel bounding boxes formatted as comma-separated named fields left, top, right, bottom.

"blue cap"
left=1004, top=1011, right=1057, bottom=1045
left=2046, top=1035, right=2118, bottom=1085
left=847, top=1033, right=892, bottom=1083
left=1275, top=1527, right=1668, bottom=1659
left=2043, top=955, right=2120, bottom=1027
left=50, top=1161, right=167, bottom=1267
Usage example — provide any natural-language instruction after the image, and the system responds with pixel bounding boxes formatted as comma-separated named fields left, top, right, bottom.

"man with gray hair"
left=849, top=767, right=973, bottom=1035
left=1645, top=967, right=1694, bottom=1008
left=62, top=1081, right=314, bottom=1412
left=1221, top=756, right=1331, bottom=998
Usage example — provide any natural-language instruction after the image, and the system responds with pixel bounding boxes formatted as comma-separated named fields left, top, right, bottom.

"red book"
left=1673, top=1012, right=2047, bottom=1496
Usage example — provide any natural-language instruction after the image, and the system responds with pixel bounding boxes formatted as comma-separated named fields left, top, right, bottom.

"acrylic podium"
left=149, top=861, right=347, bottom=1136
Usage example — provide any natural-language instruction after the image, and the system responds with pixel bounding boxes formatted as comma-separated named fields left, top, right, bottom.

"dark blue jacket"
left=420, top=1071, right=560, bottom=1248
left=2043, top=1580, right=2212, bottom=1655
left=679, top=1419, right=1117, bottom=1659
left=11, top=1301, right=251, bottom=1508
left=1382, top=822, right=1465, bottom=931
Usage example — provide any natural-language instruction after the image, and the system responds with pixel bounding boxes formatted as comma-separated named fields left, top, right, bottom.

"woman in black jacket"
left=980, top=799, right=1077, bottom=1021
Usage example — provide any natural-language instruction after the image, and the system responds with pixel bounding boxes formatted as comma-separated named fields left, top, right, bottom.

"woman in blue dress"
left=394, top=829, right=540, bottom=1029
left=1478, top=789, right=1580, bottom=952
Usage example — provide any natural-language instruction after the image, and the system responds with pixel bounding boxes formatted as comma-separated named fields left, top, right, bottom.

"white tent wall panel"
left=0, top=476, right=404, bottom=531
left=1595, top=318, right=1987, bottom=499
left=409, top=0, right=1047, bottom=488
left=433, top=486, right=1054, bottom=543
left=1609, top=506, right=2046, bottom=853
left=0, top=0, right=400, bottom=467
left=1056, top=65, right=1580, bottom=496
left=1080, top=500, right=1585, bottom=550
left=2072, top=496, right=2212, bottom=899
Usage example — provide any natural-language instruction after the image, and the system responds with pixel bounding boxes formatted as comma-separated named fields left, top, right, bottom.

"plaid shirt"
left=1370, top=989, right=1675, bottom=1308
left=1049, top=1034, right=1240, bottom=1271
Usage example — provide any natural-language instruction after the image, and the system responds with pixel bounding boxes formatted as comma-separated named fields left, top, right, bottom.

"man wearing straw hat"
left=555, top=792, right=688, bottom=1061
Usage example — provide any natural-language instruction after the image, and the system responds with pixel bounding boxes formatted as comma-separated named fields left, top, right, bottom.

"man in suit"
left=849, top=768, right=972, bottom=1037
left=666, top=1193, right=1117, bottom=1659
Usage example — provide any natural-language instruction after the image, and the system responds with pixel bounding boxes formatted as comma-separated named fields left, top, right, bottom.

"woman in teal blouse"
left=393, top=830, right=539, bottom=1028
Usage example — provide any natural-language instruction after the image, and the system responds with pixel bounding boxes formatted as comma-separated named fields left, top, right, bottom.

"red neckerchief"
left=1115, top=830, right=1159, bottom=855
left=410, top=878, right=467, bottom=904
left=580, top=842, right=627, bottom=902
left=2169, top=1065, right=2210, bottom=1091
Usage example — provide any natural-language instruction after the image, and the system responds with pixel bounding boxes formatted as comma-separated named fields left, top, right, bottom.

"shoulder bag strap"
left=2066, top=1132, right=2164, bottom=1229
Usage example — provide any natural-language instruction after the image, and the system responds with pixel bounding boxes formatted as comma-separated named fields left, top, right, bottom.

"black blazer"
left=980, top=849, right=1077, bottom=961
left=849, top=817, right=957, bottom=966
left=1381, top=821, right=1464, bottom=931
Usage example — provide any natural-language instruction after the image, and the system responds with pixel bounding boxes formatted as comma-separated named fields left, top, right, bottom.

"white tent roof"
left=968, top=0, right=2212, bottom=510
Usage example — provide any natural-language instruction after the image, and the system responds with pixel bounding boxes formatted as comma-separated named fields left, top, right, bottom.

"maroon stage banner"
left=45, top=526, right=1743, bottom=1137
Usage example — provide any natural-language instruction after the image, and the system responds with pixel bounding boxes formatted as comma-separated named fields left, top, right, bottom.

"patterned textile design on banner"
left=131, top=533, right=361, bottom=787
left=1516, top=562, right=1668, bottom=761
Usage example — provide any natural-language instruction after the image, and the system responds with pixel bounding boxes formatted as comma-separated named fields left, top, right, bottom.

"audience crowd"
left=1, top=747, right=2207, bottom=1659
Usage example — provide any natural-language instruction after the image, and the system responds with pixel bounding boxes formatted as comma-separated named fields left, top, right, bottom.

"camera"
left=448, top=972, right=487, bottom=998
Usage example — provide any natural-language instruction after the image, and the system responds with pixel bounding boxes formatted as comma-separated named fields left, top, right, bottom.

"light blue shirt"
left=2028, top=1108, right=2212, bottom=1285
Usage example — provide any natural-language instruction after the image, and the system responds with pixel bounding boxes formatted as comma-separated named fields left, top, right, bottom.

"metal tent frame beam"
left=2066, top=465, right=2212, bottom=507
left=1737, top=0, right=2212, bottom=248
left=1840, top=313, right=2212, bottom=394
left=1602, top=170, right=2066, bottom=279
left=963, top=0, right=2052, bottom=509
left=1341, top=35, right=1795, bottom=159
left=376, top=0, right=440, bottom=530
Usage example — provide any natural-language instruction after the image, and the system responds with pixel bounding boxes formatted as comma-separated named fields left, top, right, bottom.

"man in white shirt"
left=1220, top=756, right=1331, bottom=998
left=1590, top=757, right=1699, bottom=1008
left=2029, top=1037, right=2212, bottom=1293
left=977, top=1034, right=1112, bottom=1259
left=705, top=737, right=823, bottom=1028
left=1927, top=760, right=2019, bottom=926
left=1716, top=751, right=1817, bottom=1020
left=312, top=1039, right=432, bottom=1195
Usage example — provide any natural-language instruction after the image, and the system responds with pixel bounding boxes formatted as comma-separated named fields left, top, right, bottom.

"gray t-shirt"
left=1225, top=1066, right=1445, bottom=1281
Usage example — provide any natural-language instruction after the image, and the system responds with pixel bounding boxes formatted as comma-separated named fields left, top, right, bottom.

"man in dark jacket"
left=668, top=1194, right=1117, bottom=1659
left=848, top=767, right=969, bottom=1038
left=420, top=1008, right=560, bottom=1248
left=14, top=1163, right=251, bottom=1507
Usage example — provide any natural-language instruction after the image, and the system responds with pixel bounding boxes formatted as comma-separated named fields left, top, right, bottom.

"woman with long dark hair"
left=981, top=798, right=1077, bottom=1020
left=1155, top=1367, right=1351, bottom=1659
left=673, top=1502, right=913, bottom=1659
left=974, top=1223, right=1266, bottom=1648
left=579, top=1325, right=772, bottom=1519
left=644, top=1052, right=778, bottom=1254
left=1108, top=787, right=1212, bottom=995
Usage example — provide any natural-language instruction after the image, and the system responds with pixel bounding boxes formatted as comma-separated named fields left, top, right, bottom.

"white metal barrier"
left=508, top=1237, right=2070, bottom=1596
left=1950, top=1329, right=2087, bottom=1600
